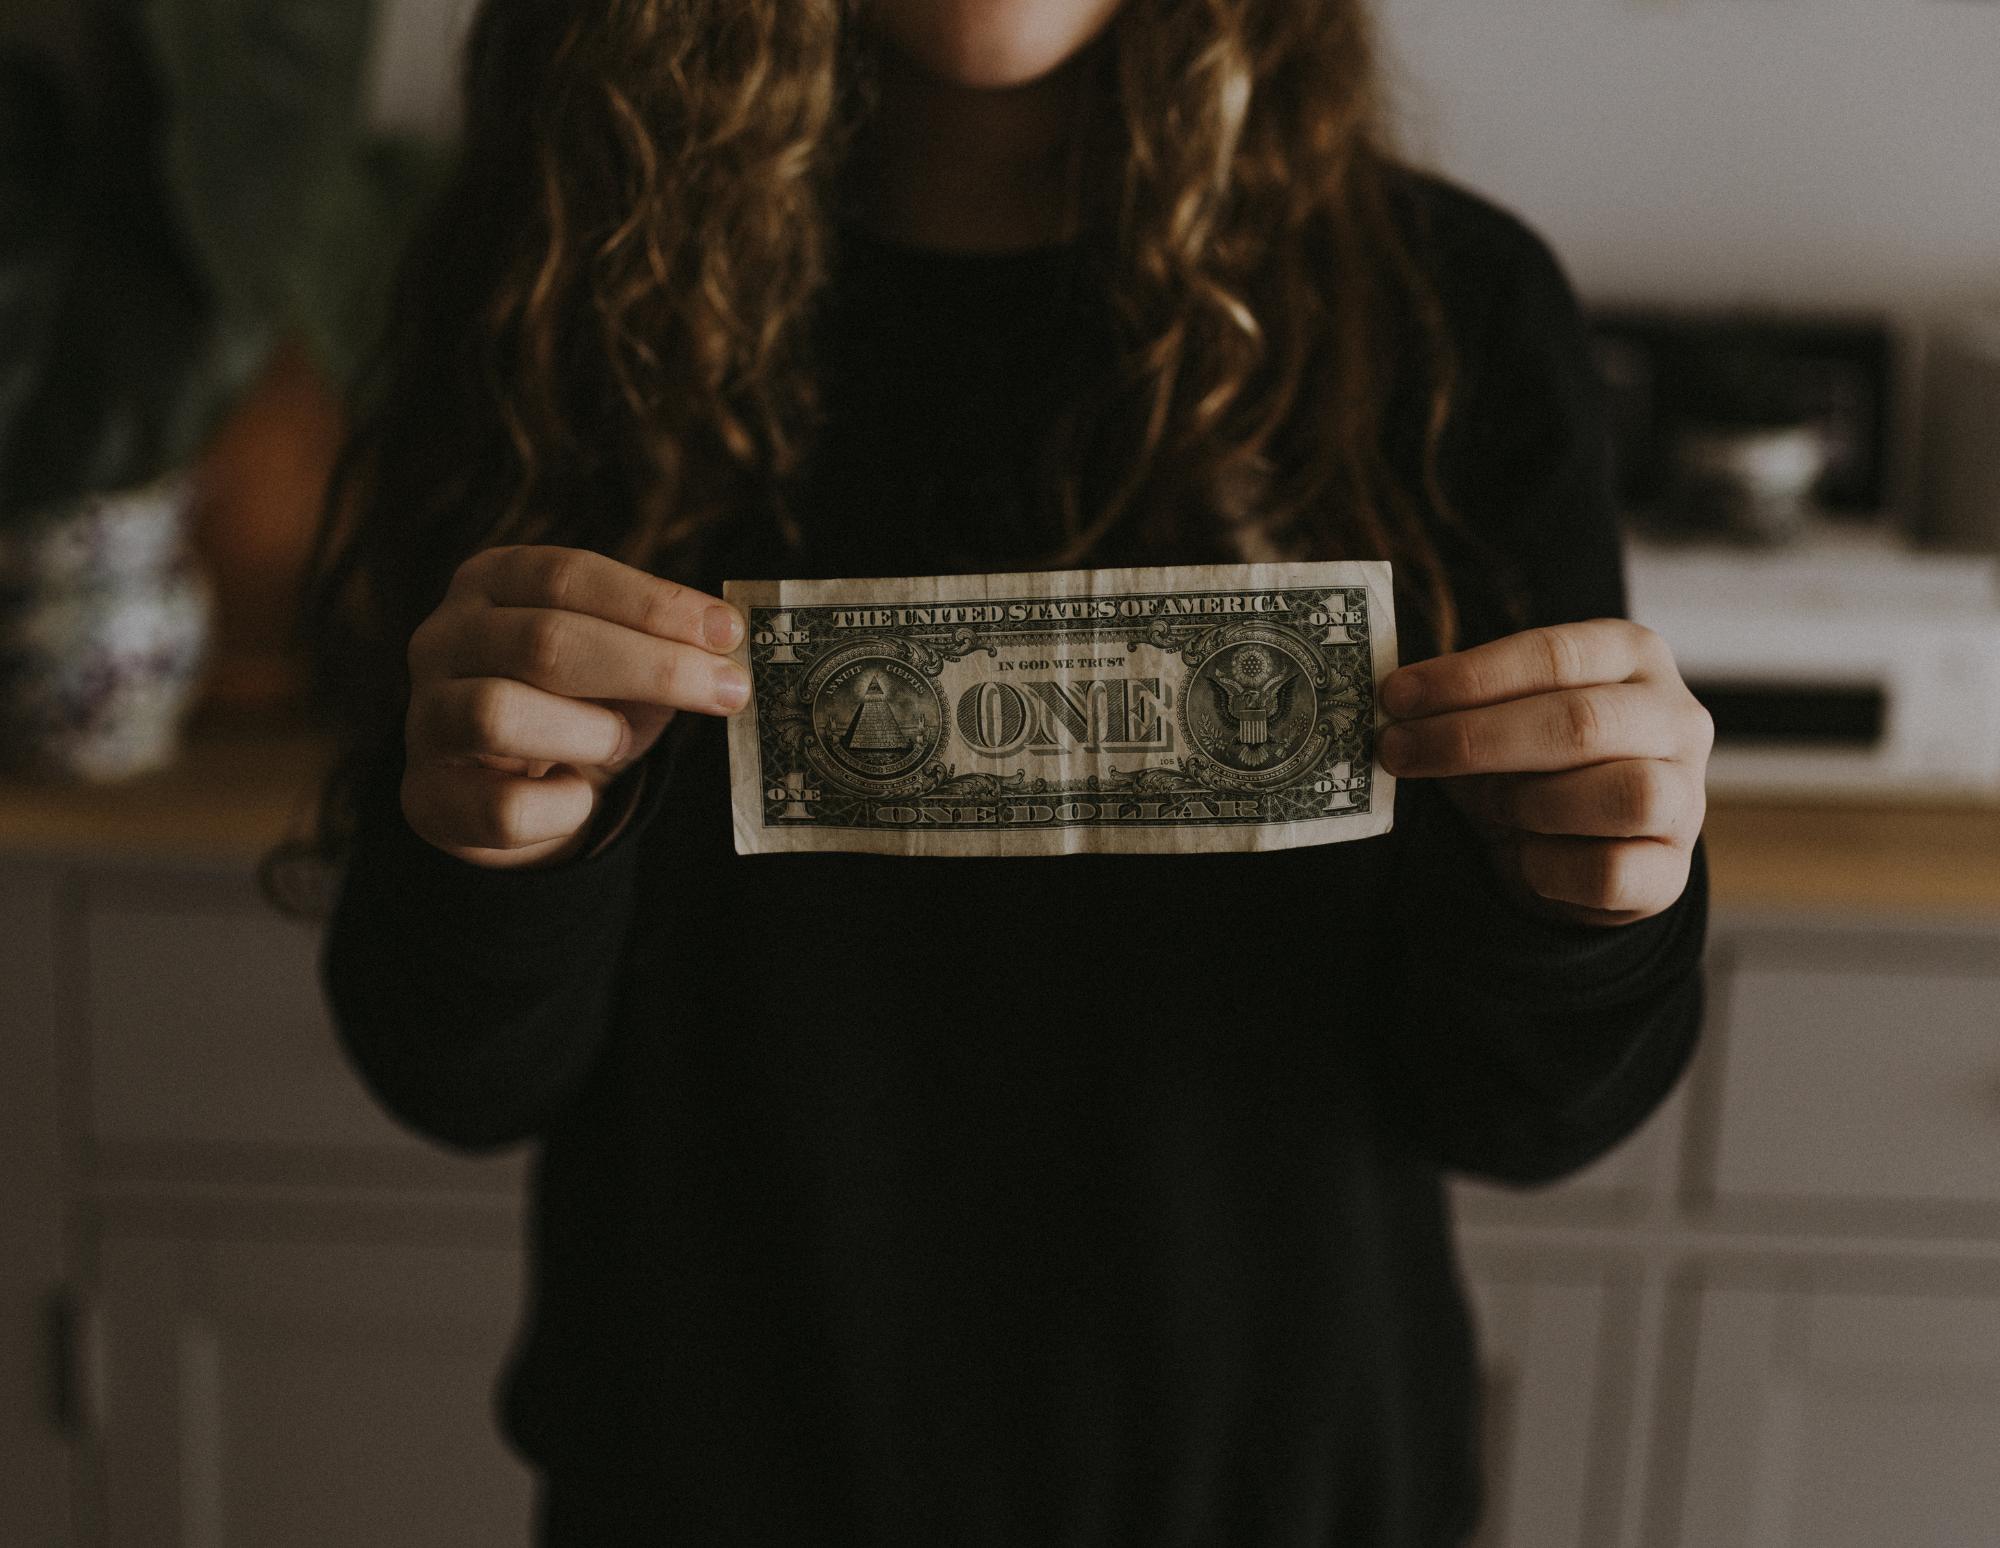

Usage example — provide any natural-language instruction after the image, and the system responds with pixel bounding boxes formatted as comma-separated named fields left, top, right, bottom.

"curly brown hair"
left=260, top=0, right=1469, bottom=917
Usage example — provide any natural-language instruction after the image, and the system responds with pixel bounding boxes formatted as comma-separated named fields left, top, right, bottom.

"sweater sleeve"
left=317, top=726, right=678, bottom=1155
left=1369, top=181, right=1709, bottom=1188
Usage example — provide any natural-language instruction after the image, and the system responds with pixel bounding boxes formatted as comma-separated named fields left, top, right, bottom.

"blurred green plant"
left=0, top=0, right=446, bottom=526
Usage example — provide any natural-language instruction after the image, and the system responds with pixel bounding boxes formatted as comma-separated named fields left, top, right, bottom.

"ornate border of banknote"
left=724, top=561, right=1397, bottom=856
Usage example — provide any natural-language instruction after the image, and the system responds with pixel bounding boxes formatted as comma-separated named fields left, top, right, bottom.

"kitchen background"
left=2, top=1, right=1997, bottom=1545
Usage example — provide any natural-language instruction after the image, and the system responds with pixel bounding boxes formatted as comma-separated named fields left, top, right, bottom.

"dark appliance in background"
left=1587, top=309, right=1897, bottom=543
left=1917, top=306, right=2000, bottom=555
left=1594, top=307, right=2000, bottom=799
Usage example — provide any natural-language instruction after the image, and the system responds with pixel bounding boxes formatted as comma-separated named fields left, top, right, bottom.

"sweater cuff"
left=340, top=742, right=667, bottom=984
left=1396, top=780, right=1710, bottom=1011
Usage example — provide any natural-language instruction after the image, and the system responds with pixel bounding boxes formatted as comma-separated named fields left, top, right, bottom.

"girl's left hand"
left=1376, top=620, right=1714, bottom=928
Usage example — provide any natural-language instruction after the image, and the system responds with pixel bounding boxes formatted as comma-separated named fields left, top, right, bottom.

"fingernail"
left=1382, top=673, right=1421, bottom=715
left=716, top=664, right=751, bottom=712
left=612, top=713, right=634, bottom=763
left=704, top=606, right=744, bottom=652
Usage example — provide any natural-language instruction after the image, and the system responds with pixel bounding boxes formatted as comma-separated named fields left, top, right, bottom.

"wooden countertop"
left=1, top=708, right=1997, bottom=915
left=0, top=705, right=342, bottom=865
left=1697, top=800, right=2000, bottom=918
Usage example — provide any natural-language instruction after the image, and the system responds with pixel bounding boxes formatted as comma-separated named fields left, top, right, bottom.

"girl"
left=279, top=1, right=1713, bottom=1542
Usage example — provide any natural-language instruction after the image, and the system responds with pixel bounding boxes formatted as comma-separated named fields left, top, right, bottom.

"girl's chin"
left=860, top=0, right=1126, bottom=93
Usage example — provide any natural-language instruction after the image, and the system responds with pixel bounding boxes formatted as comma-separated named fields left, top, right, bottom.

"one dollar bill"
left=723, top=560, right=1397, bottom=857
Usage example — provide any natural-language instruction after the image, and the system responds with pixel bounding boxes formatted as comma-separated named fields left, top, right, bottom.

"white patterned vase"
left=0, top=474, right=214, bottom=783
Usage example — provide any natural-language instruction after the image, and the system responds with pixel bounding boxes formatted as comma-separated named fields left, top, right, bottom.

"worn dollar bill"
left=723, top=560, right=1397, bottom=857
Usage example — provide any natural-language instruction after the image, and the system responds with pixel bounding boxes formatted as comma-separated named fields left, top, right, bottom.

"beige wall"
left=1377, top=0, right=2000, bottom=314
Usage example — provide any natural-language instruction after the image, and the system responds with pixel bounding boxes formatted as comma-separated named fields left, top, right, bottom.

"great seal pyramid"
left=842, top=673, right=912, bottom=753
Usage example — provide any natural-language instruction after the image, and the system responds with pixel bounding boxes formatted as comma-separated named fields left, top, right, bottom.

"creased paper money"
left=724, top=561, right=1396, bottom=857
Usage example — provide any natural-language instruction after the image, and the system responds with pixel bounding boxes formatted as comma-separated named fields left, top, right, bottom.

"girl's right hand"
left=400, top=544, right=749, bottom=870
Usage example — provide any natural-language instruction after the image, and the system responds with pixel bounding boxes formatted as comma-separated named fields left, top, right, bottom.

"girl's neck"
left=841, top=35, right=1100, bottom=254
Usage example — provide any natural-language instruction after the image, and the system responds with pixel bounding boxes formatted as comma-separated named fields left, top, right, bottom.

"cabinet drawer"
left=79, top=866, right=522, bottom=1186
left=1700, top=930, right=2000, bottom=1212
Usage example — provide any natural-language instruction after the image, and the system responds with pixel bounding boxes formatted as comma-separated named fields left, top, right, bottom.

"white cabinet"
left=1688, top=931, right=2000, bottom=1224
left=1664, top=1271, right=2000, bottom=1548
left=1453, top=912, right=2000, bottom=1548
left=1459, top=1261, right=1637, bottom=1548
left=93, top=1231, right=533, bottom=1548
left=1, top=855, right=531, bottom=1547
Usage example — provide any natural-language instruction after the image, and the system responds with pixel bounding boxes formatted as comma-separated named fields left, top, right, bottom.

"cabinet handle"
left=45, top=1285, right=101, bottom=1440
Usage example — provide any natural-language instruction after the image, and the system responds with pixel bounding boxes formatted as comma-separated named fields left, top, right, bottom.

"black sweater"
left=320, top=170, right=1707, bottom=1548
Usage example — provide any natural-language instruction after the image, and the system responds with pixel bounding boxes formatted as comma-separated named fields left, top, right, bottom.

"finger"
left=1379, top=683, right=1677, bottom=778
left=1381, top=619, right=1668, bottom=718
left=1447, top=761, right=1703, bottom=841
left=410, top=676, right=634, bottom=770
left=430, top=604, right=750, bottom=715
left=403, top=762, right=596, bottom=854
left=453, top=544, right=744, bottom=653
left=1513, top=833, right=1692, bottom=918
